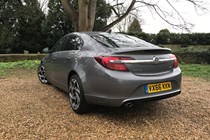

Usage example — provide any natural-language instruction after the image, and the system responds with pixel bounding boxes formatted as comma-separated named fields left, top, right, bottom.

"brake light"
left=170, top=54, right=179, bottom=68
left=94, top=56, right=134, bottom=71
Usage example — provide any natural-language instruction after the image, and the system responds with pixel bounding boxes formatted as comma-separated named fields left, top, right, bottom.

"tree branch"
left=100, top=0, right=136, bottom=31
left=186, top=0, right=208, bottom=14
left=60, top=0, right=78, bottom=26
left=136, top=0, right=194, bottom=31
left=110, top=6, right=120, bottom=17
left=112, top=3, right=124, bottom=7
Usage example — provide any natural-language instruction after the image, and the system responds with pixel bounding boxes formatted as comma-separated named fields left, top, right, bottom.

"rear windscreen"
left=91, top=33, right=157, bottom=48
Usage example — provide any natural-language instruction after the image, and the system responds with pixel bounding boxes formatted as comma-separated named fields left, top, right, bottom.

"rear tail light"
left=170, top=54, right=179, bottom=68
left=94, top=56, right=134, bottom=71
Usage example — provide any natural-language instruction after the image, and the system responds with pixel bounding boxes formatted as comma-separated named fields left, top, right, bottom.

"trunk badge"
left=153, top=56, right=159, bottom=64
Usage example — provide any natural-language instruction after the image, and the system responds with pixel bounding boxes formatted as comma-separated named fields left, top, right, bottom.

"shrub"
left=174, top=49, right=210, bottom=64
left=0, top=54, right=46, bottom=62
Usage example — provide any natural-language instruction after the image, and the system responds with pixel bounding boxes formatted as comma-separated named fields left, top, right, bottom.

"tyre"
left=69, top=74, right=89, bottom=114
left=37, top=64, right=49, bottom=84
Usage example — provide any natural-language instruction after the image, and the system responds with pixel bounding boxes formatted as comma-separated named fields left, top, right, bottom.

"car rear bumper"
left=82, top=66, right=182, bottom=107
left=85, top=89, right=181, bottom=107
left=122, top=89, right=181, bottom=106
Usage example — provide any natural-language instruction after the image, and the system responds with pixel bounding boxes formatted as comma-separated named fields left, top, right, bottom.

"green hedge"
left=0, top=51, right=209, bottom=64
left=174, top=49, right=210, bottom=64
left=0, top=54, right=46, bottom=62
left=125, top=32, right=210, bottom=45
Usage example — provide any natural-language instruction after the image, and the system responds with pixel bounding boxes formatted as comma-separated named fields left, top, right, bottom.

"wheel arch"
left=68, top=71, right=78, bottom=88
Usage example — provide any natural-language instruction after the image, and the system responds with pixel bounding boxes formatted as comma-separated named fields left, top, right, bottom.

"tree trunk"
left=60, top=0, right=79, bottom=31
left=87, top=0, right=97, bottom=31
left=78, top=0, right=89, bottom=31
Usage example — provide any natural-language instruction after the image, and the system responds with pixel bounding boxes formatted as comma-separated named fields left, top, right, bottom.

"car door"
left=54, top=35, right=83, bottom=91
left=45, top=36, right=67, bottom=85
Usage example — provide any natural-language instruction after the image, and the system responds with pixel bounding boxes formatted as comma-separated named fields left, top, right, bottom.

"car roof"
left=73, top=31, right=119, bottom=36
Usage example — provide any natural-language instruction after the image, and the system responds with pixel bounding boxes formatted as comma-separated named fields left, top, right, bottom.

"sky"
left=134, top=0, right=210, bottom=33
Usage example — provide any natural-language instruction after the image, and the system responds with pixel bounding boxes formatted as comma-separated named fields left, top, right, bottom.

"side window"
left=62, top=35, right=83, bottom=51
left=51, top=37, right=67, bottom=52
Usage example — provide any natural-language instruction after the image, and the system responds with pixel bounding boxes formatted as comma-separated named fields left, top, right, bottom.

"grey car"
left=38, top=32, right=181, bottom=114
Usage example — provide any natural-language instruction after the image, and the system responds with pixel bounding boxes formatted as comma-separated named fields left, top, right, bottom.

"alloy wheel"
left=69, top=78, right=81, bottom=110
left=38, top=65, right=48, bottom=84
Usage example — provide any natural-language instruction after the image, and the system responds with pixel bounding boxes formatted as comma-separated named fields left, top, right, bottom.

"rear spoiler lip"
left=112, top=47, right=171, bottom=54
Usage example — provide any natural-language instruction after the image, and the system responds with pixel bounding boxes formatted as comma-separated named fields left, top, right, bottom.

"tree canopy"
left=0, top=0, right=44, bottom=53
left=42, top=0, right=74, bottom=49
left=127, top=18, right=142, bottom=33
left=0, top=0, right=112, bottom=53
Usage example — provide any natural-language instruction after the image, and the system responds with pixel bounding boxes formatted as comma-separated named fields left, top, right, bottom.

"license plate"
left=145, top=82, right=172, bottom=94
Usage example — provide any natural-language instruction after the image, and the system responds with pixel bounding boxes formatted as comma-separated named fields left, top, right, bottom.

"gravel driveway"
left=0, top=70, right=209, bottom=139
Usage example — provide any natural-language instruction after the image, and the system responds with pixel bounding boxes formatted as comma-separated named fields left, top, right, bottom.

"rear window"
left=91, top=33, right=157, bottom=48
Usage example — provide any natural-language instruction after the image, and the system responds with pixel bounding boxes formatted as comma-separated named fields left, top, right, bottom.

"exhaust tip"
left=124, top=102, right=134, bottom=108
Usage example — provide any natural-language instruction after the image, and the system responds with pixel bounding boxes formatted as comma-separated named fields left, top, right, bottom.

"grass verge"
left=0, top=60, right=40, bottom=78
left=0, top=60, right=209, bottom=81
left=180, top=64, right=210, bottom=81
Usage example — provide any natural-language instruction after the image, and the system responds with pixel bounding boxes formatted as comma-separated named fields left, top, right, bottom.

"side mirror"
left=43, top=47, right=52, bottom=53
